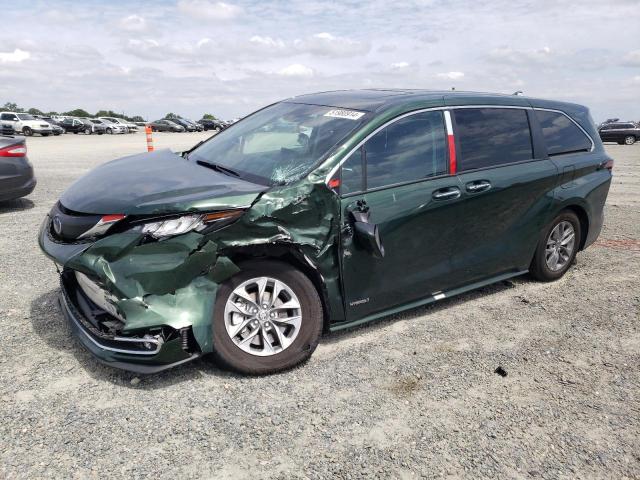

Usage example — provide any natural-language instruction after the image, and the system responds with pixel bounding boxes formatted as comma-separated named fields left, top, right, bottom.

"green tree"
left=164, top=112, right=179, bottom=119
left=63, top=108, right=91, bottom=117
left=2, top=102, right=21, bottom=112
left=27, top=107, right=44, bottom=116
left=202, top=113, right=217, bottom=120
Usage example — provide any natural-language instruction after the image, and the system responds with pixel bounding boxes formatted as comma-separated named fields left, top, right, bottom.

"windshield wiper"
left=196, top=160, right=241, bottom=178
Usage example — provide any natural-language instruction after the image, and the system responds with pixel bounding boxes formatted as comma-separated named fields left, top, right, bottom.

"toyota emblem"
left=52, top=216, right=63, bottom=236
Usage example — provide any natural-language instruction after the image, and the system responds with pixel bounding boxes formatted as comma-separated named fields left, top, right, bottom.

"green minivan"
left=39, top=90, right=613, bottom=374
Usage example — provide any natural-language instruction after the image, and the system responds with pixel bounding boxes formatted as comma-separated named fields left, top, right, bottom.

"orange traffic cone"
left=145, top=125, right=154, bottom=152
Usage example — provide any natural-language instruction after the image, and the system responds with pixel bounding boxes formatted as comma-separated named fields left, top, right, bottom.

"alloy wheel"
left=224, top=276, right=302, bottom=357
left=545, top=221, right=575, bottom=272
left=624, top=136, right=636, bottom=145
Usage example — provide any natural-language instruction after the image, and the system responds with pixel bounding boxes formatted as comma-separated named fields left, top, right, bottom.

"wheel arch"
left=559, top=204, right=590, bottom=251
left=223, top=245, right=334, bottom=333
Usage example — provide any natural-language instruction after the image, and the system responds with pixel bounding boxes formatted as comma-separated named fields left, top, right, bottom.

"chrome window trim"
left=324, top=104, right=595, bottom=186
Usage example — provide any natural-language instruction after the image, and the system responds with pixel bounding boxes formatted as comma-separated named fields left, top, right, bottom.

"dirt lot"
left=1, top=132, right=638, bottom=479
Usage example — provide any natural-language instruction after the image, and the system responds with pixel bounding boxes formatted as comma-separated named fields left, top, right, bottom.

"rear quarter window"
left=454, top=108, right=533, bottom=171
left=535, top=110, right=592, bottom=156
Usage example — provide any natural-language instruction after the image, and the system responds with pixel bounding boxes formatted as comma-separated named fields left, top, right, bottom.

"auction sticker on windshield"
left=323, top=109, right=365, bottom=120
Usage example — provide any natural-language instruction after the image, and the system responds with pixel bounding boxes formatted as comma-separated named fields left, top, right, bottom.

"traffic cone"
left=145, top=125, right=154, bottom=152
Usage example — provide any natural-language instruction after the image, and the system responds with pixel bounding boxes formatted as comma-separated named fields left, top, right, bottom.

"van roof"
left=285, top=89, right=586, bottom=114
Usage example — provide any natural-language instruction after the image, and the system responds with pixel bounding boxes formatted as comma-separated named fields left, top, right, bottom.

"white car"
left=0, top=111, right=53, bottom=136
left=99, top=117, right=138, bottom=133
left=97, top=118, right=128, bottom=134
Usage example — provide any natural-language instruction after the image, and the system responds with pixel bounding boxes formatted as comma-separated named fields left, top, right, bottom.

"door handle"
left=466, top=180, right=491, bottom=193
left=432, top=187, right=461, bottom=200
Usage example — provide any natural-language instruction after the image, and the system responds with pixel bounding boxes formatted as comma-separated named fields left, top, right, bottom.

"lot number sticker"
left=324, top=109, right=365, bottom=120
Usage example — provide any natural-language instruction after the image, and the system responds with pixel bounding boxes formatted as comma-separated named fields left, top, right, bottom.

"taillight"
left=0, top=144, right=27, bottom=157
left=600, top=158, right=614, bottom=171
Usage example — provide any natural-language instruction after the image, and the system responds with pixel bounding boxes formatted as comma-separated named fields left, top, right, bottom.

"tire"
left=211, top=260, right=323, bottom=375
left=22, top=127, right=33, bottom=136
left=73, top=131, right=78, bottom=134
left=624, top=135, right=636, bottom=145
left=530, top=211, right=581, bottom=282
left=42, top=133, right=49, bottom=137
left=84, top=128, right=91, bottom=135
left=106, top=128, right=113, bottom=134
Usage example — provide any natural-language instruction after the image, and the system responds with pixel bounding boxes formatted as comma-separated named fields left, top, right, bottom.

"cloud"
left=177, top=0, right=241, bottom=21
left=390, top=62, right=410, bottom=69
left=118, top=14, right=147, bottom=32
left=436, top=71, right=464, bottom=80
left=277, top=64, right=314, bottom=77
left=294, top=32, right=370, bottom=58
left=622, top=50, right=640, bottom=67
left=487, top=46, right=553, bottom=66
left=249, top=36, right=286, bottom=50
left=0, top=49, right=31, bottom=63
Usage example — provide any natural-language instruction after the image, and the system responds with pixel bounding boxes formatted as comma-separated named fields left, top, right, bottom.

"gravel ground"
left=1, top=132, right=638, bottom=479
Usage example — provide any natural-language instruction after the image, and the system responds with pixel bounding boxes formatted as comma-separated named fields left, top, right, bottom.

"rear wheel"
left=211, top=260, right=323, bottom=375
left=84, top=127, right=92, bottom=135
left=624, top=135, right=636, bottom=145
left=42, top=133, right=49, bottom=137
left=530, top=211, right=581, bottom=282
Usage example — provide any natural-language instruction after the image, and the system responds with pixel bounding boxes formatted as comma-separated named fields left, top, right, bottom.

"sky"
left=0, top=0, right=638, bottom=122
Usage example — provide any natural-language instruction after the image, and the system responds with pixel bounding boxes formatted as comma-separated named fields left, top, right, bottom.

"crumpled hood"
left=59, top=149, right=267, bottom=215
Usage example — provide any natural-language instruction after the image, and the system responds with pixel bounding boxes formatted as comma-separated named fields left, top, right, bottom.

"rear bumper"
left=59, top=272, right=201, bottom=374
left=0, top=172, right=36, bottom=201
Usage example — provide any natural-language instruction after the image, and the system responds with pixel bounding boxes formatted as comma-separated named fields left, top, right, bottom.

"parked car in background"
left=198, top=118, right=227, bottom=131
left=167, top=118, right=197, bottom=132
left=187, top=119, right=204, bottom=132
left=59, top=118, right=90, bottom=134
left=598, top=122, right=640, bottom=145
left=1, top=121, right=15, bottom=135
left=40, top=117, right=64, bottom=136
left=98, top=119, right=127, bottom=134
left=78, top=118, right=106, bottom=135
left=0, top=112, right=53, bottom=136
left=99, top=117, right=137, bottom=133
left=149, top=119, right=185, bottom=132
left=0, top=134, right=36, bottom=201
left=38, top=90, right=611, bottom=375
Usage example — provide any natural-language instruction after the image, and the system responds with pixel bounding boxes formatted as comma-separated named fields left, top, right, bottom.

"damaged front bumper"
left=59, top=269, right=201, bottom=373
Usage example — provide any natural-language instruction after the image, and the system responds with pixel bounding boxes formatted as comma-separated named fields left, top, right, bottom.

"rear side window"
left=535, top=110, right=592, bottom=156
left=341, top=110, right=447, bottom=193
left=454, top=108, right=533, bottom=171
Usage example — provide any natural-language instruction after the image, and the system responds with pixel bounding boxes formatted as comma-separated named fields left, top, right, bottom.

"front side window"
left=340, top=111, right=447, bottom=193
left=16, top=113, right=35, bottom=120
left=190, top=102, right=366, bottom=186
left=454, top=108, right=533, bottom=171
left=535, top=110, right=591, bottom=156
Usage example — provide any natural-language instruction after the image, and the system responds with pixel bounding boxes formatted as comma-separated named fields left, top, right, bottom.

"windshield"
left=189, top=102, right=366, bottom=185
left=17, top=113, right=35, bottom=120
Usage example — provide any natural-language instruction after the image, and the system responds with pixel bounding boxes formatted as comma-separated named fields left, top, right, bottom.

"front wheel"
left=624, top=135, right=636, bottom=145
left=106, top=128, right=113, bottom=134
left=22, top=127, right=33, bottom=136
left=530, top=211, right=581, bottom=282
left=84, top=128, right=92, bottom=135
left=211, top=260, right=323, bottom=375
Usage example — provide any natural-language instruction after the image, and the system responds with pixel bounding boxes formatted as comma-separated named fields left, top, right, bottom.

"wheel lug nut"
left=270, top=312, right=276, bottom=318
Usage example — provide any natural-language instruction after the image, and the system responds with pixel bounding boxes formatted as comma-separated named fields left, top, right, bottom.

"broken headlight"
left=130, top=210, right=244, bottom=239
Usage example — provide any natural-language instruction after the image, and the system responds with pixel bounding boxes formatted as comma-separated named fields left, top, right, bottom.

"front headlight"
left=132, top=210, right=244, bottom=239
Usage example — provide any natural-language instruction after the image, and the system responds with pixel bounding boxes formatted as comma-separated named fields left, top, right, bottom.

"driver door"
left=338, top=110, right=463, bottom=321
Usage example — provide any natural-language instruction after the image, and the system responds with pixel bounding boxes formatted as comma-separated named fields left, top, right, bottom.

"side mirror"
left=353, top=221, right=385, bottom=258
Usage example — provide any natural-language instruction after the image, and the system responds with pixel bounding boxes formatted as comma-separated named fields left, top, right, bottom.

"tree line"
left=2, top=102, right=220, bottom=122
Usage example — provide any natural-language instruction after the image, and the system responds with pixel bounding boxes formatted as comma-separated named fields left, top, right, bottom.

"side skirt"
left=329, top=270, right=528, bottom=332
